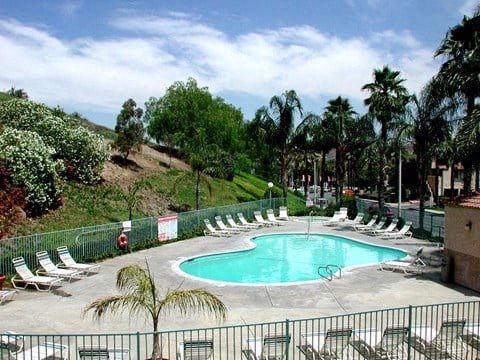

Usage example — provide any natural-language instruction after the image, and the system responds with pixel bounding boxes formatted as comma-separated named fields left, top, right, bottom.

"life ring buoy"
left=117, top=233, right=128, bottom=248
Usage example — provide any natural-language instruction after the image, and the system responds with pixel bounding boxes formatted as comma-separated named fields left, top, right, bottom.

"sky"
left=0, top=0, right=479, bottom=129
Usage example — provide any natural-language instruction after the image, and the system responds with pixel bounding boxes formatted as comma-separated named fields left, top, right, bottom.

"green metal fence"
left=0, top=199, right=283, bottom=276
left=1, top=301, right=478, bottom=360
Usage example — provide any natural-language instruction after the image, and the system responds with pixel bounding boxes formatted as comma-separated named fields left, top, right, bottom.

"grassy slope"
left=1, top=94, right=306, bottom=236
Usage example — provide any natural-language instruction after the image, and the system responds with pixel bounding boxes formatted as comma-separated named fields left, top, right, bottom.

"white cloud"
left=0, top=13, right=439, bottom=126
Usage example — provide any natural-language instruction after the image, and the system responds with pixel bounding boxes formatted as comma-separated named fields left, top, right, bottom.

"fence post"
left=285, top=319, right=290, bottom=360
left=136, top=331, right=141, bottom=360
left=407, top=305, right=413, bottom=360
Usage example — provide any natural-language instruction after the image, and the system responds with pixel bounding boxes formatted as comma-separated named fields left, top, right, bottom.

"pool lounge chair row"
left=298, top=317, right=470, bottom=360
left=203, top=208, right=289, bottom=237
left=1, top=332, right=130, bottom=360
left=2, top=319, right=476, bottom=360
left=10, top=247, right=100, bottom=292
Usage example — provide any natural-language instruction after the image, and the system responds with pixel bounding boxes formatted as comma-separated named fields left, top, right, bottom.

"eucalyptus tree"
left=114, top=98, right=145, bottom=162
left=324, top=96, right=356, bottom=202
left=144, top=78, right=244, bottom=170
left=362, top=66, right=410, bottom=207
left=435, top=10, right=480, bottom=191
left=256, top=90, right=303, bottom=201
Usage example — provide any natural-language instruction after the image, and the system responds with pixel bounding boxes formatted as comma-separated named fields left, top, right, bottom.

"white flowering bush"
left=0, top=128, right=62, bottom=215
left=0, top=99, right=110, bottom=185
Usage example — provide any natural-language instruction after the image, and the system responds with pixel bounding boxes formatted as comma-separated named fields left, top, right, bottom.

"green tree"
left=405, top=77, right=456, bottom=222
left=324, top=96, right=356, bottom=203
left=257, top=90, right=303, bottom=201
left=144, top=78, right=244, bottom=169
left=84, top=261, right=227, bottom=360
left=114, top=98, right=145, bottom=162
left=362, top=66, right=410, bottom=207
left=435, top=11, right=480, bottom=191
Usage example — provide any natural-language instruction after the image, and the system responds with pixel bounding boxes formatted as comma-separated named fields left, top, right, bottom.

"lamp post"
left=268, top=182, right=273, bottom=208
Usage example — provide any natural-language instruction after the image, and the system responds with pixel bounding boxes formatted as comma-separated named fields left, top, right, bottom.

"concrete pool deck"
left=2, top=218, right=479, bottom=335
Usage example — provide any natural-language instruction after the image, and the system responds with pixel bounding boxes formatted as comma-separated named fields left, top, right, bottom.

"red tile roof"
left=448, top=191, right=480, bottom=208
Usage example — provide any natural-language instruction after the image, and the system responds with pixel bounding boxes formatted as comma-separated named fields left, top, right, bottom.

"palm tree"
left=84, top=261, right=227, bottom=360
left=362, top=66, right=410, bottom=207
left=435, top=11, right=480, bottom=191
left=403, top=76, right=455, bottom=227
left=258, top=90, right=303, bottom=202
left=291, top=112, right=321, bottom=197
left=324, top=96, right=356, bottom=203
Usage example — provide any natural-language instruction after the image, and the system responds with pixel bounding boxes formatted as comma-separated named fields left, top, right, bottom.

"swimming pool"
left=178, top=233, right=407, bottom=285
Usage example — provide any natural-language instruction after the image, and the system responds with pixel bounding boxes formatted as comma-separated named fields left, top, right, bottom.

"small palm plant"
left=83, top=261, right=227, bottom=360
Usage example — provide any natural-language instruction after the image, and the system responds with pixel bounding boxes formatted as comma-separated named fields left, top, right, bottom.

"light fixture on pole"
left=268, top=182, right=273, bottom=208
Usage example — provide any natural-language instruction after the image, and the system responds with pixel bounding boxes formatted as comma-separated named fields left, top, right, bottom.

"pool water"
left=178, top=233, right=406, bottom=284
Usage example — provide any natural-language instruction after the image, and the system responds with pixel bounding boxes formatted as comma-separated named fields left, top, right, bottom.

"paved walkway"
left=2, top=218, right=479, bottom=335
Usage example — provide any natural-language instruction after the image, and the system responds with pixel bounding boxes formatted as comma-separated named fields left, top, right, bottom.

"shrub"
left=0, top=99, right=110, bottom=184
left=0, top=128, right=62, bottom=216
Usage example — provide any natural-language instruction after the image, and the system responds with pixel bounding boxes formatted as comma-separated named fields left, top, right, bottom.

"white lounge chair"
left=254, top=211, right=275, bottom=227
left=266, top=209, right=286, bottom=225
left=321, top=211, right=347, bottom=226
left=381, top=221, right=413, bottom=239
left=358, top=217, right=386, bottom=233
left=379, top=247, right=426, bottom=274
left=462, top=323, right=479, bottom=351
left=78, top=345, right=130, bottom=360
left=371, top=218, right=398, bottom=236
left=242, top=333, right=290, bottom=360
left=36, top=251, right=83, bottom=281
left=0, top=289, right=16, bottom=305
left=11, top=257, right=63, bottom=291
left=203, top=219, right=231, bottom=237
left=334, top=213, right=365, bottom=228
left=298, top=327, right=352, bottom=360
left=215, top=216, right=242, bottom=234
left=0, top=331, right=23, bottom=355
left=411, top=318, right=467, bottom=360
left=352, top=326, right=409, bottom=360
left=354, top=215, right=378, bottom=231
left=177, top=338, right=214, bottom=360
left=225, top=214, right=251, bottom=231
left=237, top=213, right=263, bottom=228
left=16, top=342, right=69, bottom=360
left=277, top=206, right=289, bottom=221
left=56, top=246, right=100, bottom=274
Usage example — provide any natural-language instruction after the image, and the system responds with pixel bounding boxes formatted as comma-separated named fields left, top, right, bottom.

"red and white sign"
left=157, top=215, right=178, bottom=241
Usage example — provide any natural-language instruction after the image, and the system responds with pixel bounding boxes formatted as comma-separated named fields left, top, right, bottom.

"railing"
left=317, top=264, right=342, bottom=281
left=1, top=301, right=479, bottom=359
left=0, top=199, right=283, bottom=275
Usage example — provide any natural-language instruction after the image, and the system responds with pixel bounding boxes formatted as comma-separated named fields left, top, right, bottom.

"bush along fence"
left=0, top=301, right=478, bottom=360
left=0, top=199, right=282, bottom=276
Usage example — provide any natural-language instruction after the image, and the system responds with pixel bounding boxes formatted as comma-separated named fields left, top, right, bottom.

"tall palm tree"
left=435, top=11, right=480, bottom=191
left=258, top=90, right=303, bottom=201
left=404, top=76, right=455, bottom=227
left=84, top=262, right=227, bottom=360
left=324, top=96, right=356, bottom=203
left=291, top=112, right=321, bottom=197
left=362, top=66, right=410, bottom=207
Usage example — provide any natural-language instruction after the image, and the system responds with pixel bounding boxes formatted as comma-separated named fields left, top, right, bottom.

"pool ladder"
left=318, top=265, right=342, bottom=281
left=306, top=211, right=314, bottom=240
